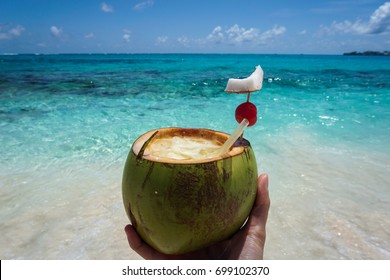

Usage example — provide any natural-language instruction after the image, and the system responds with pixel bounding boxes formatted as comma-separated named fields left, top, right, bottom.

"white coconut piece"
left=224, top=65, right=264, bottom=93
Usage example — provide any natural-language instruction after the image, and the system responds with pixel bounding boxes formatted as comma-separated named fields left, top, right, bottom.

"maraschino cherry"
left=235, top=93, right=257, bottom=126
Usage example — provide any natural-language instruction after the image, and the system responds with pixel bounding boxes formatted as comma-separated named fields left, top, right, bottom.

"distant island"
left=343, top=51, right=389, bottom=56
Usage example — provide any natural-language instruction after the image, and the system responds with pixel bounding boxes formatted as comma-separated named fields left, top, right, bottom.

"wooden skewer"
left=240, top=93, right=251, bottom=142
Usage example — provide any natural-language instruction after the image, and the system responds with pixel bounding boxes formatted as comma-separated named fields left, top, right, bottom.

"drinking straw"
left=216, top=118, right=249, bottom=156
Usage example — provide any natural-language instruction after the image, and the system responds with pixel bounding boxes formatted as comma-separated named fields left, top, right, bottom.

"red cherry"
left=235, top=101, right=257, bottom=126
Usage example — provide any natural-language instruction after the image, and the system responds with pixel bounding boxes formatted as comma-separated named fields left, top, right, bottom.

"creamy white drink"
left=145, top=136, right=222, bottom=160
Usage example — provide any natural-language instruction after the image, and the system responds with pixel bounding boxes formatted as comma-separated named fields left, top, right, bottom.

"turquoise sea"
left=0, top=54, right=389, bottom=259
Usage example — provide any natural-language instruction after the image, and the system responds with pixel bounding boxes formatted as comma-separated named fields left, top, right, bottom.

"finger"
left=257, top=173, right=270, bottom=222
left=248, top=174, right=270, bottom=232
left=124, top=224, right=168, bottom=260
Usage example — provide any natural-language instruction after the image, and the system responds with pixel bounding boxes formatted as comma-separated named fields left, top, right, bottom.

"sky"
left=0, top=0, right=389, bottom=54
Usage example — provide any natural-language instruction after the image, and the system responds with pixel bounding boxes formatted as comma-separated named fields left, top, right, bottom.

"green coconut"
left=122, top=127, right=258, bottom=255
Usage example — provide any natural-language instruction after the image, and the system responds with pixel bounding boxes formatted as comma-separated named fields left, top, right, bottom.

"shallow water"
left=0, top=54, right=389, bottom=259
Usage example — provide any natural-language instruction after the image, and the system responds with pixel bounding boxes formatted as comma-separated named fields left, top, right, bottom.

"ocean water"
left=0, top=53, right=389, bottom=259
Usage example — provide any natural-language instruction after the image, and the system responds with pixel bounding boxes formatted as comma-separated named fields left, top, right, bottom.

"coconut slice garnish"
left=224, top=65, right=264, bottom=93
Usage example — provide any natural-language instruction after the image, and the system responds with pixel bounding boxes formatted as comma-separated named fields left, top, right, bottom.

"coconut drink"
left=122, top=65, right=264, bottom=255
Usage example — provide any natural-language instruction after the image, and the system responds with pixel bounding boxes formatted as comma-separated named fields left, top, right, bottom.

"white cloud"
left=206, top=24, right=286, bottom=45
left=9, top=25, right=25, bottom=36
left=50, top=26, right=63, bottom=37
left=123, top=34, right=131, bottom=42
left=177, top=36, right=190, bottom=46
left=133, top=0, right=154, bottom=11
left=321, top=2, right=390, bottom=35
left=85, top=32, right=95, bottom=39
left=366, top=1, right=390, bottom=33
left=0, top=24, right=25, bottom=40
left=207, top=26, right=224, bottom=42
left=259, top=25, right=287, bottom=42
left=101, top=2, right=114, bottom=13
left=156, top=36, right=168, bottom=44
left=171, top=24, right=286, bottom=51
left=123, top=29, right=131, bottom=43
left=226, top=24, right=259, bottom=43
